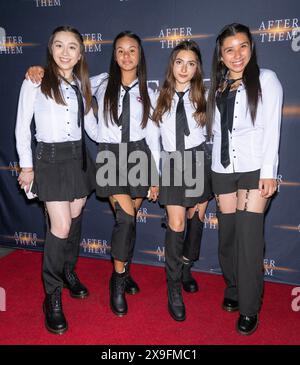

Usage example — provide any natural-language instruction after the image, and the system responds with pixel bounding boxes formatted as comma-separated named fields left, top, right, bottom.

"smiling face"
left=220, top=32, right=252, bottom=79
left=115, top=36, right=140, bottom=74
left=51, top=31, right=82, bottom=78
left=173, top=50, right=198, bottom=91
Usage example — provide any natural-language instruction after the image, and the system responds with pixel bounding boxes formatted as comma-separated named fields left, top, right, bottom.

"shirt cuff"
left=260, top=164, right=277, bottom=179
left=19, top=156, right=33, bottom=169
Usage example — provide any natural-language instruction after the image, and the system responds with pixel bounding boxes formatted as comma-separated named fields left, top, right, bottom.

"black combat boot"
left=109, top=270, right=128, bottom=317
left=43, top=287, right=67, bottom=335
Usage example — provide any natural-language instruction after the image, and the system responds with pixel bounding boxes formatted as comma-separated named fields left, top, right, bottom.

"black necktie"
left=70, top=83, right=87, bottom=171
left=119, top=82, right=138, bottom=143
left=219, top=78, right=242, bottom=168
left=175, top=90, right=190, bottom=152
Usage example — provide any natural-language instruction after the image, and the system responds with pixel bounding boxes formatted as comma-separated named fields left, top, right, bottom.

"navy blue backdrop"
left=0, top=0, right=299, bottom=285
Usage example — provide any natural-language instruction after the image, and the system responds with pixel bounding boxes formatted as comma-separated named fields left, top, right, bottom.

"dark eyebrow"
left=116, top=45, right=138, bottom=50
left=175, top=57, right=196, bottom=62
left=53, top=40, right=78, bottom=46
left=223, top=41, right=249, bottom=51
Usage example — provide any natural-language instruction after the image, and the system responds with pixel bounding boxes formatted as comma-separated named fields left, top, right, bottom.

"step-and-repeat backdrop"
left=0, top=0, right=299, bottom=285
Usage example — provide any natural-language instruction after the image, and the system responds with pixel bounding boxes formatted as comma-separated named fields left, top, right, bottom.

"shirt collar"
left=175, top=83, right=190, bottom=96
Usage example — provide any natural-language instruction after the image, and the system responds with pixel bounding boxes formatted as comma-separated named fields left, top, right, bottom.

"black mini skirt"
left=32, top=140, right=95, bottom=202
left=159, top=142, right=212, bottom=207
left=95, top=138, right=156, bottom=199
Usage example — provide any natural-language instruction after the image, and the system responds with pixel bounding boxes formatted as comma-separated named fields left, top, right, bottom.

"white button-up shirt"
left=15, top=79, right=98, bottom=168
left=90, top=73, right=161, bottom=170
left=158, top=85, right=206, bottom=152
left=211, top=68, right=283, bottom=179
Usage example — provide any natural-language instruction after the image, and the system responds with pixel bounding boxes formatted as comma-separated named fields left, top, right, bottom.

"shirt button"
left=66, top=109, right=69, bottom=111
left=233, top=149, right=235, bottom=152
left=236, top=101, right=238, bottom=104
left=68, top=134, right=70, bottom=136
left=238, top=90, right=240, bottom=93
left=234, top=156, right=236, bottom=158
left=67, top=97, right=69, bottom=99
left=67, top=122, right=70, bottom=124
left=233, top=128, right=236, bottom=131
left=235, top=116, right=237, bottom=118
left=66, top=87, right=69, bottom=90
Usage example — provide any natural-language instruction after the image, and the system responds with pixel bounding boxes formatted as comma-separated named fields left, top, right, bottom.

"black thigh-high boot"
left=43, top=230, right=68, bottom=334
left=182, top=214, right=204, bottom=293
left=235, top=210, right=264, bottom=335
left=109, top=202, right=135, bottom=316
left=124, top=223, right=140, bottom=295
left=217, top=212, right=239, bottom=312
left=165, top=226, right=186, bottom=321
left=63, top=213, right=89, bottom=299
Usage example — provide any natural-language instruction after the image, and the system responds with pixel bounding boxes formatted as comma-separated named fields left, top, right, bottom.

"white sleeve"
left=84, top=107, right=99, bottom=142
left=260, top=71, right=283, bottom=179
left=145, top=91, right=161, bottom=180
left=15, top=79, right=39, bottom=168
left=90, top=72, right=109, bottom=96
left=145, top=119, right=161, bottom=182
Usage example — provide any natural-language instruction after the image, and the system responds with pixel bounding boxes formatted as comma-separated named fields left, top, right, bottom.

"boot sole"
left=110, top=303, right=128, bottom=317
left=222, top=304, right=239, bottom=312
left=43, top=304, right=68, bottom=335
left=70, top=291, right=89, bottom=299
left=63, top=284, right=89, bottom=299
left=45, top=321, right=68, bottom=335
left=168, top=305, right=186, bottom=322
left=236, top=319, right=259, bottom=336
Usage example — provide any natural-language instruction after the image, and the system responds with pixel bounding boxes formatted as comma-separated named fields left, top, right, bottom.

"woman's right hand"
left=18, top=169, right=34, bottom=192
left=25, top=66, right=44, bottom=83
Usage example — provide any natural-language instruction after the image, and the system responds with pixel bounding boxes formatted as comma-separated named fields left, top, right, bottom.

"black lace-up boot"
left=63, top=263, right=89, bottom=298
left=43, top=287, right=67, bottom=335
left=109, top=270, right=128, bottom=317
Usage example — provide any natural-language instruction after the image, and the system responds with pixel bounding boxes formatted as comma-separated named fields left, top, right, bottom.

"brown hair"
left=41, top=25, right=92, bottom=113
left=152, top=40, right=206, bottom=126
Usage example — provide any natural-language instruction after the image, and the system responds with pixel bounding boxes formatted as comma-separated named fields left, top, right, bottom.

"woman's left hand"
left=18, top=169, right=34, bottom=192
left=259, top=178, right=277, bottom=198
left=148, top=186, right=159, bottom=202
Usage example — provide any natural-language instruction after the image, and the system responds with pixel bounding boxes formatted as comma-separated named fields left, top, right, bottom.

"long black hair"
left=41, top=25, right=92, bottom=113
left=206, top=23, right=261, bottom=137
left=103, top=31, right=151, bottom=128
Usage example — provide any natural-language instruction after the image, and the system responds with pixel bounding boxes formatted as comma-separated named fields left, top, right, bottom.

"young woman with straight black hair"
left=207, top=23, right=283, bottom=335
left=16, top=26, right=98, bottom=334
left=89, top=31, right=160, bottom=317
left=26, top=31, right=160, bottom=317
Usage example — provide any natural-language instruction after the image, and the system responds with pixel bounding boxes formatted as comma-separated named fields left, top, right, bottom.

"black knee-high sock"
left=236, top=210, right=265, bottom=316
left=183, top=214, right=204, bottom=262
left=217, top=212, right=237, bottom=301
left=64, top=213, right=82, bottom=271
left=165, top=226, right=184, bottom=283
left=111, top=203, right=135, bottom=262
left=43, top=230, right=67, bottom=294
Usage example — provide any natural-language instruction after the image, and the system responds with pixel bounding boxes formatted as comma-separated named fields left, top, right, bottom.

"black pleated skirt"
left=32, top=140, right=95, bottom=202
left=159, top=142, right=212, bottom=207
left=95, top=138, right=155, bottom=198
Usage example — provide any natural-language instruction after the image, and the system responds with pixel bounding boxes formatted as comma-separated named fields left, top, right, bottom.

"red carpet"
left=0, top=250, right=299, bottom=345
